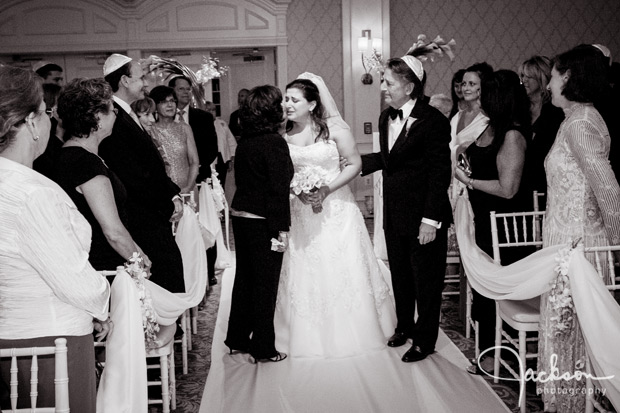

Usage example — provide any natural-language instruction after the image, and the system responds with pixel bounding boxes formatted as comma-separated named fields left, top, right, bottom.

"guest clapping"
left=225, top=85, right=294, bottom=363
left=0, top=66, right=110, bottom=413
left=53, top=78, right=151, bottom=272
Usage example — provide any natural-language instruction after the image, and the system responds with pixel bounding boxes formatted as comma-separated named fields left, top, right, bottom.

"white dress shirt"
left=0, top=157, right=110, bottom=339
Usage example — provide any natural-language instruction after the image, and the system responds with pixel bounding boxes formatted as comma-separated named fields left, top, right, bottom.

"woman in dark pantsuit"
left=224, top=85, right=294, bottom=363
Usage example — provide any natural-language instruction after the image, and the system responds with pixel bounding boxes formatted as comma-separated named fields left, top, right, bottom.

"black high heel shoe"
left=251, top=352, right=287, bottom=364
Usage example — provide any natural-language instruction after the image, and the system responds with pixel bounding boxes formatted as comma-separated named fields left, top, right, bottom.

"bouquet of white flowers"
left=290, top=165, right=329, bottom=213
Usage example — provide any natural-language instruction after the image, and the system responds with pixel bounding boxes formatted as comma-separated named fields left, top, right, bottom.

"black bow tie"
left=389, top=108, right=403, bottom=121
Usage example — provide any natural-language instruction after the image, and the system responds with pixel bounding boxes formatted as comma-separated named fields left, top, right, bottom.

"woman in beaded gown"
left=538, top=47, right=620, bottom=412
left=149, top=85, right=199, bottom=194
left=274, top=74, right=395, bottom=358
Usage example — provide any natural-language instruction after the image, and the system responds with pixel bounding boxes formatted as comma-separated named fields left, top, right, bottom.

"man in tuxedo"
left=99, top=54, right=186, bottom=293
left=361, top=56, right=452, bottom=362
left=169, top=76, right=219, bottom=286
left=229, top=88, right=249, bottom=140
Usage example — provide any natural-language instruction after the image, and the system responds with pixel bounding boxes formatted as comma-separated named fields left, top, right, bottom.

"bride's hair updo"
left=285, top=78, right=329, bottom=142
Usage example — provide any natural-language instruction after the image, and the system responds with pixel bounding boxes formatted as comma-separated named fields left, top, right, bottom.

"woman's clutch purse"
left=458, top=153, right=472, bottom=177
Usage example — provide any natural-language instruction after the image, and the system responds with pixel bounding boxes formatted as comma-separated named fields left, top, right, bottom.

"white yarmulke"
left=400, top=55, right=424, bottom=82
left=103, top=54, right=132, bottom=76
left=592, top=44, right=612, bottom=65
left=32, top=61, right=53, bottom=73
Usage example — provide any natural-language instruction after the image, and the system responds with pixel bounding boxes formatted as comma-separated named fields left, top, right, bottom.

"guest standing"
left=537, top=46, right=620, bottom=413
left=53, top=78, right=151, bottom=272
left=99, top=54, right=185, bottom=293
left=455, top=69, right=534, bottom=373
left=518, top=56, right=564, bottom=210
left=150, top=85, right=199, bottom=194
left=229, top=88, right=249, bottom=140
left=224, top=85, right=294, bottom=362
left=0, top=66, right=110, bottom=413
left=449, top=69, right=466, bottom=119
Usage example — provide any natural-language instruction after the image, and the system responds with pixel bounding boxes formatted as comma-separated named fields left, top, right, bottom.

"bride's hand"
left=308, top=186, right=330, bottom=206
left=297, top=192, right=312, bottom=204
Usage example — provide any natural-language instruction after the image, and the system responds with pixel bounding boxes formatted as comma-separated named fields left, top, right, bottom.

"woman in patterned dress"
left=538, top=46, right=620, bottom=412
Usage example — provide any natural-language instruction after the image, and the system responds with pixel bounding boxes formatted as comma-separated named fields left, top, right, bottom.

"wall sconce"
left=357, top=30, right=382, bottom=85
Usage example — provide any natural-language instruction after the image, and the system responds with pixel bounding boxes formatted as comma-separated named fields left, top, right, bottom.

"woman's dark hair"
left=104, top=61, right=132, bottom=93
left=130, top=96, right=156, bottom=115
left=149, top=85, right=177, bottom=105
left=465, top=62, right=494, bottom=86
left=0, top=66, right=43, bottom=153
left=285, top=78, right=329, bottom=142
left=481, top=69, right=531, bottom=147
left=449, top=69, right=466, bottom=118
left=554, top=45, right=611, bottom=104
left=57, top=78, right=113, bottom=139
left=240, top=85, right=284, bottom=135
left=385, top=58, right=425, bottom=100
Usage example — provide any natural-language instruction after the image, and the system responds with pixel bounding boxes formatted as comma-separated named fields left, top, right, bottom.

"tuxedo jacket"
left=188, top=107, right=218, bottom=182
left=361, top=99, right=453, bottom=237
left=99, top=102, right=180, bottom=230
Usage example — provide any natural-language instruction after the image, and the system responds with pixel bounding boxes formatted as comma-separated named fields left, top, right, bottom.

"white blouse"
left=0, top=157, right=110, bottom=339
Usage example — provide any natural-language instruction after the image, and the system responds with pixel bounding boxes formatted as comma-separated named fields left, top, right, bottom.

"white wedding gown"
left=274, top=140, right=396, bottom=358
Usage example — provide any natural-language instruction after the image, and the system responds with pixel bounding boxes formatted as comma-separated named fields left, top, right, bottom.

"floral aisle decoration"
left=124, top=252, right=160, bottom=347
left=548, top=244, right=576, bottom=336
left=290, top=165, right=329, bottom=213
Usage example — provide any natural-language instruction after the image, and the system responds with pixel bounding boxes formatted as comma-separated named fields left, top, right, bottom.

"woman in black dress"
left=224, top=85, right=294, bottom=363
left=455, top=70, right=533, bottom=372
left=53, top=78, right=151, bottom=272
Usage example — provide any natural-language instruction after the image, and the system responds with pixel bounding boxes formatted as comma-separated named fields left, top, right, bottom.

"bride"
left=274, top=73, right=395, bottom=358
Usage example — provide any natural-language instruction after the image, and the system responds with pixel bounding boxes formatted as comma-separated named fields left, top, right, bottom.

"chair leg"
left=465, top=282, right=472, bottom=339
left=493, top=307, right=501, bottom=384
left=519, top=330, right=527, bottom=413
left=474, top=321, right=480, bottom=359
left=191, top=306, right=198, bottom=334
left=160, top=351, right=170, bottom=413
left=169, top=347, right=176, bottom=411
left=185, top=310, right=193, bottom=351
left=182, top=327, right=188, bottom=375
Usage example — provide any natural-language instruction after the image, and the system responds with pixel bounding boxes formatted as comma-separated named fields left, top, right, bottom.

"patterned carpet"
left=166, top=218, right=550, bottom=413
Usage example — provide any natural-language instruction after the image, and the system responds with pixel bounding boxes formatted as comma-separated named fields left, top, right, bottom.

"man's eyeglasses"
left=45, top=108, right=53, bottom=117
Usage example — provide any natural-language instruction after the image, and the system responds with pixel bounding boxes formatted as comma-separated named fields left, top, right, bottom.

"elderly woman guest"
left=537, top=46, right=620, bottom=413
left=149, top=85, right=199, bottom=194
left=518, top=56, right=564, bottom=210
left=224, top=85, right=294, bottom=363
left=53, top=78, right=151, bottom=272
left=455, top=69, right=533, bottom=374
left=0, top=67, right=110, bottom=412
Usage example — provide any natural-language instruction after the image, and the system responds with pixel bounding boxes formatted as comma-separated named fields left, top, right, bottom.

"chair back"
left=490, top=210, right=546, bottom=264
left=172, top=191, right=196, bottom=235
left=0, top=338, right=69, bottom=413
left=532, top=191, right=545, bottom=241
left=583, top=245, right=620, bottom=291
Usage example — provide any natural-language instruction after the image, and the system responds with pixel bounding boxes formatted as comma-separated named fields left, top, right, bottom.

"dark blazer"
left=362, top=99, right=452, bottom=235
left=231, top=132, right=294, bottom=232
left=188, top=107, right=218, bottom=182
left=100, top=102, right=180, bottom=227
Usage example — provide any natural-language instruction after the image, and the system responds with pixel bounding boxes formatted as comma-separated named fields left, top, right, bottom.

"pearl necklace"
left=67, top=138, right=108, bottom=168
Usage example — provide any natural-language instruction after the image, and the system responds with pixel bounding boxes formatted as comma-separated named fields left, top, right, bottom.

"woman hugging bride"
left=274, top=73, right=396, bottom=358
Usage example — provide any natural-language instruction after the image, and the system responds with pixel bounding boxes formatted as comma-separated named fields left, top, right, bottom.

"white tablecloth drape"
left=97, top=203, right=209, bottom=412
left=454, top=196, right=620, bottom=409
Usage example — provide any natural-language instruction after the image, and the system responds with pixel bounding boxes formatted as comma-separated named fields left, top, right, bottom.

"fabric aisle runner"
left=198, top=257, right=510, bottom=413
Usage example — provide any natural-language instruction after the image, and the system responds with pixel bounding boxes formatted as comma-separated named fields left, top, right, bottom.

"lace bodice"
left=288, top=140, right=341, bottom=183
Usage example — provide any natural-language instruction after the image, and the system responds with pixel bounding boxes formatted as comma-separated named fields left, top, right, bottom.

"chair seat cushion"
left=498, top=297, right=540, bottom=324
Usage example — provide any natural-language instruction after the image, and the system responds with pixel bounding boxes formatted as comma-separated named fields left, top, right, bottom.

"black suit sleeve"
left=421, top=111, right=452, bottom=223
left=190, top=109, right=219, bottom=182
left=264, top=136, right=294, bottom=232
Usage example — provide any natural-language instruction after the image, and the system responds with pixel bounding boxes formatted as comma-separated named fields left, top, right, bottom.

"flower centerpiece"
left=290, top=165, right=329, bottom=213
left=124, top=252, right=160, bottom=347
left=195, top=56, right=229, bottom=85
